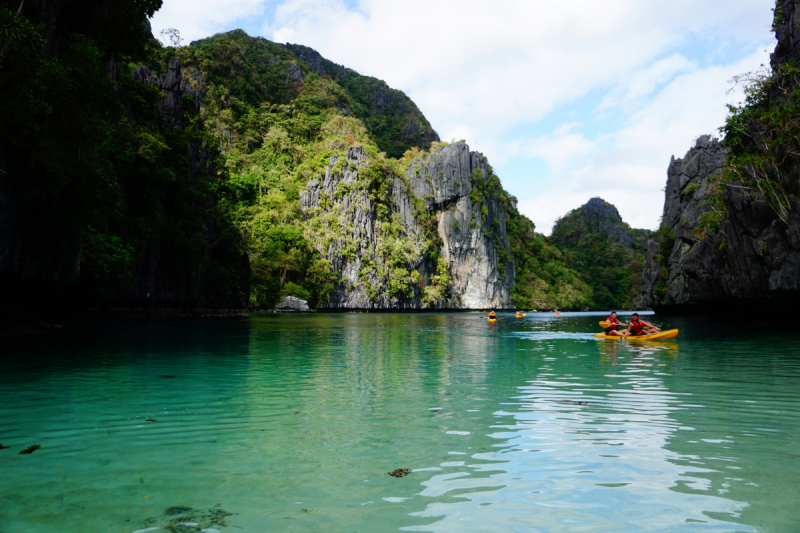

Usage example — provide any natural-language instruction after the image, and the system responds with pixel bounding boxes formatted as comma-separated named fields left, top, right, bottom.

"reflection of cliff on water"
left=243, top=313, right=498, bottom=424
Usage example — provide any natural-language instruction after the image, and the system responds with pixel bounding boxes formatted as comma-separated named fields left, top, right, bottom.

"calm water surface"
left=1, top=313, right=799, bottom=532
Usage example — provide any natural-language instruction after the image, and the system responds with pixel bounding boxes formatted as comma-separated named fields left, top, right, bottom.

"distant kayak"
left=488, top=318, right=497, bottom=324
left=515, top=314, right=526, bottom=318
left=593, top=329, right=679, bottom=341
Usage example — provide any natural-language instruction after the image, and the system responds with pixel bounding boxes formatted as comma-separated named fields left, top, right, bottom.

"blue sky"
left=151, top=0, right=776, bottom=233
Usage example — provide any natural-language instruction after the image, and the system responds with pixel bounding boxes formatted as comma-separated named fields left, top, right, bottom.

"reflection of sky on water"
left=404, top=344, right=752, bottom=533
left=1, top=314, right=796, bottom=532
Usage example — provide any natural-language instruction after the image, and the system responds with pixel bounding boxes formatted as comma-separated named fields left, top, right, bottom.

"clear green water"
left=1, top=313, right=799, bottom=533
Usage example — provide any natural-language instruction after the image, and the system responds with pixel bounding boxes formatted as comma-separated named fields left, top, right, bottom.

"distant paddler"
left=627, top=313, right=661, bottom=337
left=603, top=311, right=627, bottom=337
left=515, top=311, right=525, bottom=318
left=488, top=310, right=497, bottom=320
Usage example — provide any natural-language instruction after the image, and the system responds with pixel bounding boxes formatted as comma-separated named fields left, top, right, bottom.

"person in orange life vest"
left=604, top=311, right=628, bottom=337
left=488, top=311, right=497, bottom=319
left=627, top=313, right=661, bottom=336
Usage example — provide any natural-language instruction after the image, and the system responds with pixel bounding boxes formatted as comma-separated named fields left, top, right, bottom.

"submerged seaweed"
left=388, top=468, right=412, bottom=478
left=0, top=443, right=10, bottom=449
left=139, top=505, right=233, bottom=533
left=19, top=444, right=41, bottom=455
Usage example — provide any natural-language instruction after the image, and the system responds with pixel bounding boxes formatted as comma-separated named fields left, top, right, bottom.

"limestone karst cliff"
left=1, top=11, right=590, bottom=314
left=641, top=0, right=800, bottom=312
left=552, top=197, right=648, bottom=309
left=640, top=137, right=731, bottom=307
left=300, top=142, right=514, bottom=309
left=0, top=2, right=250, bottom=312
left=642, top=135, right=800, bottom=311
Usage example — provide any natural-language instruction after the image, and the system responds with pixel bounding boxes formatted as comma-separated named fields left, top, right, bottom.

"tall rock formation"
left=123, top=59, right=251, bottom=308
left=642, top=131, right=800, bottom=311
left=552, top=197, right=648, bottom=309
left=641, top=0, right=800, bottom=312
left=640, top=136, right=731, bottom=307
left=300, top=142, right=514, bottom=309
left=553, top=198, right=648, bottom=250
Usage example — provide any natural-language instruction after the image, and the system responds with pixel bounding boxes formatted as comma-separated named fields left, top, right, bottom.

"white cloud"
left=518, top=47, right=771, bottom=233
left=150, top=0, right=776, bottom=232
left=261, top=0, right=773, bottom=137
left=150, top=0, right=268, bottom=44
left=597, top=54, right=696, bottom=113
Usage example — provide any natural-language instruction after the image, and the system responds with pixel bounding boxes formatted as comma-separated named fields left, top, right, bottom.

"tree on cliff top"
left=551, top=198, right=649, bottom=310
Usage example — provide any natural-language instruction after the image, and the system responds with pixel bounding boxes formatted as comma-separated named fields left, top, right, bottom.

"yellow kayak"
left=515, top=314, right=526, bottom=318
left=594, top=329, right=679, bottom=341
left=487, top=318, right=497, bottom=324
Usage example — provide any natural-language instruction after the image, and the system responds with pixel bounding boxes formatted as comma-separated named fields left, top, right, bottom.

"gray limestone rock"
left=300, top=142, right=513, bottom=309
left=640, top=134, right=800, bottom=310
left=639, top=0, right=800, bottom=312
left=575, top=197, right=647, bottom=249
left=133, top=58, right=184, bottom=129
left=640, top=136, right=728, bottom=307
left=275, top=296, right=311, bottom=312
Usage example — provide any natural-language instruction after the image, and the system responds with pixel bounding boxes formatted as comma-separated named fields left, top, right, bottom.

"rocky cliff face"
left=119, top=59, right=251, bottom=308
left=641, top=0, right=800, bottom=312
left=641, top=134, right=800, bottom=310
left=300, top=142, right=514, bottom=309
left=641, top=136, right=729, bottom=306
left=551, top=197, right=648, bottom=309
left=0, top=55, right=249, bottom=311
left=556, top=197, right=648, bottom=249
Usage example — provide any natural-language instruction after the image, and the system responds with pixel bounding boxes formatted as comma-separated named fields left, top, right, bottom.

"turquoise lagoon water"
left=0, top=312, right=799, bottom=532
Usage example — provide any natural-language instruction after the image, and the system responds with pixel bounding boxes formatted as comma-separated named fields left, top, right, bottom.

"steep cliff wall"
left=641, top=136, right=730, bottom=307
left=641, top=0, right=800, bottom=312
left=300, top=142, right=514, bottom=309
left=0, top=46, right=249, bottom=311
left=121, top=58, right=251, bottom=308
left=642, top=134, right=800, bottom=310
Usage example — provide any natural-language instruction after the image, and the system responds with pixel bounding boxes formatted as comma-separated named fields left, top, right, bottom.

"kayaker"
left=604, top=311, right=628, bottom=337
left=627, top=313, right=661, bottom=336
left=515, top=311, right=523, bottom=318
left=488, top=311, right=497, bottom=319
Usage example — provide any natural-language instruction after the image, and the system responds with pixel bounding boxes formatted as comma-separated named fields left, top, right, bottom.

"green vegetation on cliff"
left=169, top=29, right=589, bottom=309
left=718, top=62, right=800, bottom=229
left=551, top=198, right=649, bottom=309
left=1, top=11, right=590, bottom=310
left=0, top=0, right=247, bottom=306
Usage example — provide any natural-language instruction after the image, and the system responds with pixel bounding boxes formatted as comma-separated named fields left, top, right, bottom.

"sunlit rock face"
left=300, top=142, right=514, bottom=309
